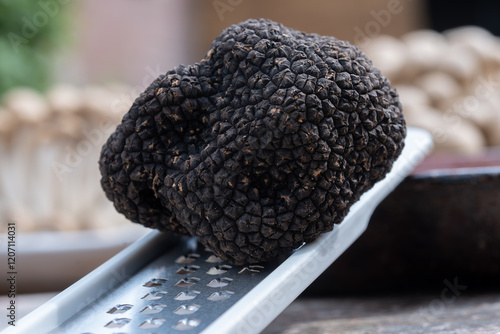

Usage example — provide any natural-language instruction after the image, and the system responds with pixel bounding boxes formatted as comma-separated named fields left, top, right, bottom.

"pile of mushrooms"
left=363, top=26, right=500, bottom=153
left=0, top=84, right=133, bottom=232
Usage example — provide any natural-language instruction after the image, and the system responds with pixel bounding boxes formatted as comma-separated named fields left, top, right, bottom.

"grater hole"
left=175, top=265, right=200, bottom=275
left=140, top=304, right=167, bottom=314
left=173, top=304, right=201, bottom=315
left=142, top=290, right=168, bottom=300
left=174, top=290, right=200, bottom=301
left=173, top=318, right=201, bottom=331
left=175, top=253, right=200, bottom=263
left=207, top=291, right=234, bottom=301
left=106, top=304, right=133, bottom=314
left=138, top=318, right=166, bottom=329
left=103, top=318, right=130, bottom=328
left=238, top=265, right=264, bottom=275
left=174, top=277, right=200, bottom=287
left=205, top=255, right=223, bottom=263
left=143, top=278, right=168, bottom=287
left=206, top=265, right=232, bottom=275
left=250, top=265, right=264, bottom=269
left=207, top=277, right=233, bottom=288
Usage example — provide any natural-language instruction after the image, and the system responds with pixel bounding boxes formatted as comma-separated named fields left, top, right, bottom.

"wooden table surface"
left=264, top=293, right=500, bottom=334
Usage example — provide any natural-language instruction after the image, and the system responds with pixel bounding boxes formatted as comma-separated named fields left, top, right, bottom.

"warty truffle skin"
left=99, top=18, right=406, bottom=265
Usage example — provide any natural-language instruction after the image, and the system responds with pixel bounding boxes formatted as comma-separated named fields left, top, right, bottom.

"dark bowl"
left=306, top=149, right=500, bottom=295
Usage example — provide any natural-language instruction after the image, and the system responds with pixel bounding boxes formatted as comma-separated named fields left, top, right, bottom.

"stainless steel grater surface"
left=51, top=237, right=285, bottom=333
left=5, top=128, right=432, bottom=334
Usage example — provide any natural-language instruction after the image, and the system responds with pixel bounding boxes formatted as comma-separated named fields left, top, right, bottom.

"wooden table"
left=264, top=293, right=500, bottom=334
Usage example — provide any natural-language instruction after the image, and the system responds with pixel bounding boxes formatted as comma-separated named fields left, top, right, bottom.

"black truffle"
left=99, top=19, right=406, bottom=265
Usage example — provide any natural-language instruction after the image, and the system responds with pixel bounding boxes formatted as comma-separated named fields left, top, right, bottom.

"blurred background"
left=1, top=0, right=500, bottom=331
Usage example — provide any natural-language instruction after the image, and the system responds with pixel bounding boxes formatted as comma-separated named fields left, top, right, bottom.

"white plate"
left=0, top=224, right=150, bottom=293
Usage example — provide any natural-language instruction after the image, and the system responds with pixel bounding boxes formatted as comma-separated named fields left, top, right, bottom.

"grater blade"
left=5, top=127, right=432, bottom=334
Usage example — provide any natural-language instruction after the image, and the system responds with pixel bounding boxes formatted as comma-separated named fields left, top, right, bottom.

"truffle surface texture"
left=99, top=18, right=406, bottom=265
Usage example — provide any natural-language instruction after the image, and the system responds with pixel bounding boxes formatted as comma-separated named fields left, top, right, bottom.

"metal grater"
left=5, top=128, right=432, bottom=334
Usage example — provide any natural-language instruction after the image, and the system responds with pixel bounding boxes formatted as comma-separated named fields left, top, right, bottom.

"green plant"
left=0, top=0, right=69, bottom=97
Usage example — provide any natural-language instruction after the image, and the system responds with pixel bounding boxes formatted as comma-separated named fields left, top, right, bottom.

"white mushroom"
left=414, top=72, right=462, bottom=108
left=2, top=87, right=51, bottom=123
left=362, top=35, right=408, bottom=82
left=402, top=30, right=448, bottom=77
left=47, top=84, right=84, bottom=114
